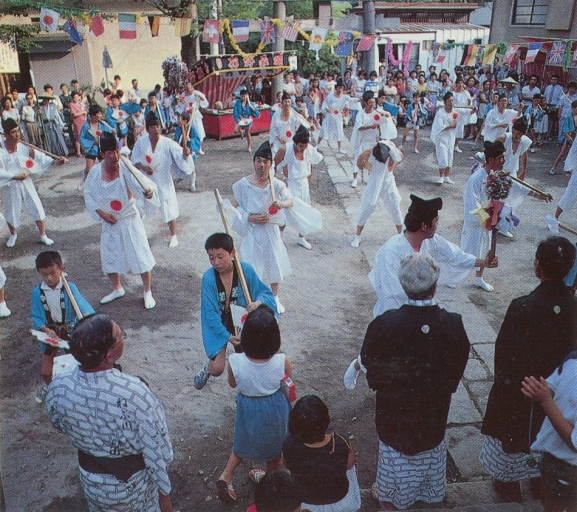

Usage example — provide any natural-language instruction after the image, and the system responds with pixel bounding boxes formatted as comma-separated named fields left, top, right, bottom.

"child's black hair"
left=35, top=250, right=63, bottom=270
left=254, top=470, right=303, bottom=512
left=289, top=395, right=330, bottom=443
left=240, top=305, right=280, bottom=359
left=205, top=233, right=234, bottom=253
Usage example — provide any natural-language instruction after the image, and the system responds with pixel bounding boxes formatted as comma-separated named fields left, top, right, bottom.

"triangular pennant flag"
left=176, top=17, right=192, bottom=37
left=232, top=20, right=249, bottom=43
left=90, top=14, right=105, bottom=37
left=62, top=19, right=82, bottom=45
left=309, top=27, right=327, bottom=52
left=118, top=13, right=137, bottom=39
left=40, top=7, right=59, bottom=33
left=356, top=34, right=376, bottom=52
left=203, top=19, right=220, bottom=44
left=525, top=42, right=542, bottom=64
left=148, top=16, right=160, bottom=37
left=482, top=44, right=498, bottom=66
left=260, top=19, right=275, bottom=45
left=337, top=31, right=353, bottom=56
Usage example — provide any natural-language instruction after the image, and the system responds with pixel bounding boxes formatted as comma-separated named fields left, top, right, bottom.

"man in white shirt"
left=521, top=74, right=541, bottom=103
left=127, top=78, right=142, bottom=104
left=544, top=74, right=564, bottom=139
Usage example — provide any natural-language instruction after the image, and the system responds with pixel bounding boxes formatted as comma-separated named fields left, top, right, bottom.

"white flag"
left=309, top=28, right=327, bottom=52
left=40, top=7, right=60, bottom=33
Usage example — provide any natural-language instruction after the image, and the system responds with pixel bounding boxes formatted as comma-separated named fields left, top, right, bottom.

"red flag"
left=90, top=14, right=105, bottom=37
left=203, top=19, right=220, bottom=44
left=356, top=35, right=376, bottom=52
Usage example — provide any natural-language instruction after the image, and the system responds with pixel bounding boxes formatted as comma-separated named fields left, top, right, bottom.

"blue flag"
left=62, top=19, right=82, bottom=45
left=337, top=31, right=353, bottom=56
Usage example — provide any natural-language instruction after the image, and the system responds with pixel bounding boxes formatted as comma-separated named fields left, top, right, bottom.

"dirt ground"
left=0, top=126, right=573, bottom=511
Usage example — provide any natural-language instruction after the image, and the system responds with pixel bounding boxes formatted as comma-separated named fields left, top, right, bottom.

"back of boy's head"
left=36, top=250, right=63, bottom=270
left=240, top=305, right=280, bottom=359
left=289, top=395, right=330, bottom=443
left=536, top=236, right=576, bottom=280
left=205, top=233, right=234, bottom=253
left=254, top=470, right=303, bottom=512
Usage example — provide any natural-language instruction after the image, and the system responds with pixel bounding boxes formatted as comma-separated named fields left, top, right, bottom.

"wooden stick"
left=488, top=227, right=498, bottom=263
left=61, top=275, right=83, bottom=320
left=119, top=155, right=149, bottom=192
left=214, top=189, right=252, bottom=303
left=558, top=221, right=577, bottom=236
left=510, top=175, right=553, bottom=200
left=269, top=168, right=277, bottom=203
left=19, top=140, right=61, bottom=160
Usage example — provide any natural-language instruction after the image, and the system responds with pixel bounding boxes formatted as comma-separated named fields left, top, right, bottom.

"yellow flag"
left=482, top=44, right=498, bottom=66
left=175, top=17, right=192, bottom=37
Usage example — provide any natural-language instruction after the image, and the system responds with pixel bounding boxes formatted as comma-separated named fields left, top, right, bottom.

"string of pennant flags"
left=14, top=2, right=577, bottom=71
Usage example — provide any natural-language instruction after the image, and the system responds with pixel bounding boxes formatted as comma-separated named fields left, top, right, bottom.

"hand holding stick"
left=61, top=275, right=83, bottom=319
left=214, top=189, right=252, bottom=303
left=510, top=175, right=553, bottom=201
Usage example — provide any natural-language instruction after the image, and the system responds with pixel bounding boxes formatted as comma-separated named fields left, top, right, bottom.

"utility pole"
left=209, top=0, right=219, bottom=56
left=363, top=0, right=376, bottom=73
left=272, top=0, right=286, bottom=101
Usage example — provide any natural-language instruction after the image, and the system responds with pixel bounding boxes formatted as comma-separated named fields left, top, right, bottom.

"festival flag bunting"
left=502, top=44, right=519, bottom=64
left=90, top=14, right=105, bottom=37
left=260, top=19, right=275, bottom=45
left=309, top=27, right=327, bottom=52
left=547, top=41, right=566, bottom=66
left=232, top=20, right=249, bottom=43
left=482, top=44, right=497, bottom=65
left=39, top=7, right=59, bottom=32
left=524, top=42, right=542, bottom=64
left=203, top=19, right=220, bottom=44
left=356, top=34, right=375, bottom=52
left=62, top=19, right=82, bottom=45
left=281, top=17, right=300, bottom=42
left=474, top=45, right=485, bottom=66
left=175, top=17, right=192, bottom=37
left=337, top=31, right=354, bottom=56
left=148, top=16, right=160, bottom=37
left=118, top=13, right=137, bottom=39
left=461, top=44, right=477, bottom=66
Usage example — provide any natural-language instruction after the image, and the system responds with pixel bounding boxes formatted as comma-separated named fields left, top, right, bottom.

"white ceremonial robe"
left=319, top=94, right=349, bottom=143
left=0, top=143, right=52, bottom=227
left=453, top=90, right=472, bottom=139
left=430, top=107, right=473, bottom=168
left=350, top=109, right=380, bottom=174
left=269, top=110, right=303, bottom=155
left=369, top=233, right=477, bottom=317
left=181, top=93, right=209, bottom=142
left=131, top=135, right=194, bottom=223
left=482, top=108, right=518, bottom=142
left=563, top=137, right=577, bottom=174
left=558, top=169, right=577, bottom=212
left=231, top=177, right=292, bottom=284
left=84, top=162, right=156, bottom=275
left=280, top=142, right=323, bottom=204
left=356, top=153, right=403, bottom=228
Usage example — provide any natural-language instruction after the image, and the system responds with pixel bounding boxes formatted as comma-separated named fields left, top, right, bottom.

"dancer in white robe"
left=481, top=94, right=523, bottom=142
left=553, top=155, right=577, bottom=222
left=178, top=82, right=209, bottom=154
left=132, top=112, right=194, bottom=248
left=452, top=78, right=472, bottom=153
left=430, top=92, right=476, bottom=185
left=0, top=118, right=66, bottom=248
left=275, top=125, right=323, bottom=250
left=317, top=79, right=350, bottom=153
left=0, top=264, right=9, bottom=318
left=269, top=92, right=305, bottom=157
left=370, top=194, right=496, bottom=318
left=84, top=133, right=159, bottom=309
left=351, top=141, right=404, bottom=248
left=230, top=141, right=293, bottom=314
left=349, top=91, right=380, bottom=188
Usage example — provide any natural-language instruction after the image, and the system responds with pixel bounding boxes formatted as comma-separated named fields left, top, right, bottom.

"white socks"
left=143, top=290, right=156, bottom=309
left=100, top=288, right=126, bottom=304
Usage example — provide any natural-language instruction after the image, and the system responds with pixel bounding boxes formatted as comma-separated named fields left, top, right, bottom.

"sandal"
left=249, top=468, right=266, bottom=484
left=371, top=482, right=379, bottom=502
left=216, top=479, right=237, bottom=503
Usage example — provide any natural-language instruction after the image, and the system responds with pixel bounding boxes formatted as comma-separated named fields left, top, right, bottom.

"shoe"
left=198, top=148, right=205, bottom=155
left=275, top=296, right=285, bottom=314
left=6, top=234, right=17, bottom=248
left=35, top=385, right=48, bottom=404
left=247, top=146, right=252, bottom=153
left=454, top=146, right=463, bottom=153
left=499, top=230, right=514, bottom=238
left=77, top=175, right=85, bottom=191
left=216, top=480, right=237, bottom=503
left=190, top=184, right=196, bottom=192
left=100, top=288, right=126, bottom=304
left=436, top=177, right=444, bottom=185
left=194, top=364, right=210, bottom=390
left=169, top=235, right=179, bottom=248
left=549, top=169, right=556, bottom=175
left=143, top=291, right=156, bottom=310
left=249, top=469, right=266, bottom=484
left=444, top=176, right=455, bottom=184
left=298, top=237, right=312, bottom=250
left=474, top=277, right=494, bottom=292
left=0, top=302, right=11, bottom=318
left=350, top=235, right=361, bottom=248
left=337, top=148, right=346, bottom=154
left=351, top=178, right=357, bottom=188
left=344, top=359, right=360, bottom=390
left=40, top=235, right=54, bottom=246
left=564, top=169, right=573, bottom=174
left=530, top=147, right=535, bottom=153
left=414, top=148, right=419, bottom=154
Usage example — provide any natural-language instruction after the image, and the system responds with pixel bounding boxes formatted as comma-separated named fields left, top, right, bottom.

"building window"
left=512, top=0, right=548, bottom=25
left=421, top=40, right=434, bottom=51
